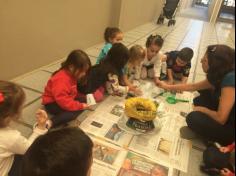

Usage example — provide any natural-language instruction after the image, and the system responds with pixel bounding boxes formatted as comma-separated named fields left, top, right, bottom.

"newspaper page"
left=91, top=138, right=128, bottom=176
left=128, top=131, right=191, bottom=172
left=95, top=96, right=125, bottom=114
left=80, top=111, right=133, bottom=147
left=117, top=151, right=173, bottom=176
left=157, top=92, right=193, bottom=115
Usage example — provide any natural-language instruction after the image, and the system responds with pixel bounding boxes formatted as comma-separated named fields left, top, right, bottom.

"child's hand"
left=161, top=54, right=168, bottom=62
left=220, top=147, right=231, bottom=153
left=221, top=168, right=234, bottom=176
left=134, top=88, right=143, bottom=96
left=36, top=109, right=48, bottom=129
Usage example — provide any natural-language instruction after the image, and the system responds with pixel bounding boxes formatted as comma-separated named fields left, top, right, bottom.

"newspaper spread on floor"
left=80, top=81, right=194, bottom=175
left=91, top=137, right=175, bottom=176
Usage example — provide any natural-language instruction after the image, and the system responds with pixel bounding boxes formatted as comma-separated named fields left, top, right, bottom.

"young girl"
left=123, top=45, right=146, bottom=94
left=42, top=50, right=92, bottom=128
left=96, top=27, right=123, bottom=64
left=141, top=34, right=165, bottom=86
left=78, top=43, right=130, bottom=97
left=0, top=81, right=48, bottom=176
left=21, top=127, right=93, bottom=176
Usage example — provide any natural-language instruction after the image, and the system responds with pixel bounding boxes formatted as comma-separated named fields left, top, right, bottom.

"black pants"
left=45, top=102, right=84, bottom=128
left=186, top=90, right=235, bottom=146
left=8, top=155, right=23, bottom=176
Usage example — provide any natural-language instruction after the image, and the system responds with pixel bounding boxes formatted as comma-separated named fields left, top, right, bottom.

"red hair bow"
left=0, top=92, right=4, bottom=103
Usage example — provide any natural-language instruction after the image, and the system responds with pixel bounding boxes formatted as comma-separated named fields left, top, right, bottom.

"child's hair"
left=54, top=50, right=91, bottom=75
left=129, top=45, right=146, bottom=64
left=102, top=43, right=129, bottom=75
left=21, top=127, right=93, bottom=176
left=0, top=81, right=25, bottom=127
left=104, top=27, right=122, bottom=43
left=178, top=47, right=194, bottom=63
left=146, top=34, right=164, bottom=48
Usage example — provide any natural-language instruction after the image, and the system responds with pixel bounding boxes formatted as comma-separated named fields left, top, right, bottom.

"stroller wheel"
left=157, top=17, right=164, bottom=24
left=173, top=20, right=176, bottom=26
left=168, top=20, right=172, bottom=27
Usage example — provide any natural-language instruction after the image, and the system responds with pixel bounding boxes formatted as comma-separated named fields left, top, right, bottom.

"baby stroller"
left=157, top=0, right=180, bottom=26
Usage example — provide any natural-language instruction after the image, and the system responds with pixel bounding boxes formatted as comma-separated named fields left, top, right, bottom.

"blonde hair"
left=0, top=81, right=25, bottom=127
left=129, top=45, right=146, bottom=64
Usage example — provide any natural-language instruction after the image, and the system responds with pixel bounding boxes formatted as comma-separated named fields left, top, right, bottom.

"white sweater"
left=0, top=126, right=48, bottom=176
left=142, top=52, right=163, bottom=78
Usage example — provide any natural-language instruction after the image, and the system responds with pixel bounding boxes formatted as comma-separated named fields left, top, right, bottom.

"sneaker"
left=180, top=126, right=198, bottom=140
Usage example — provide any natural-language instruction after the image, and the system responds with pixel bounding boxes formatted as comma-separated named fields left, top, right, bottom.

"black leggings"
left=8, top=155, right=23, bottom=176
left=45, top=102, right=84, bottom=128
left=186, top=90, right=235, bottom=146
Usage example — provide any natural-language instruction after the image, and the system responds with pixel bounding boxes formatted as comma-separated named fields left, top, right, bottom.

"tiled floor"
left=11, top=17, right=235, bottom=175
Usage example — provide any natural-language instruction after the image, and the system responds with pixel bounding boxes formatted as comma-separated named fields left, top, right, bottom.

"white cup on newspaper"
left=86, top=94, right=96, bottom=106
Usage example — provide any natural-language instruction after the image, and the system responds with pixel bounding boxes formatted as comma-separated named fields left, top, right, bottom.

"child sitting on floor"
left=78, top=43, right=138, bottom=97
left=96, top=27, right=123, bottom=64
left=163, top=47, right=194, bottom=84
left=42, top=50, right=100, bottom=128
left=0, top=81, right=48, bottom=176
left=202, top=142, right=235, bottom=176
left=123, top=45, right=146, bottom=95
left=21, top=127, right=93, bottom=176
left=141, top=34, right=166, bottom=86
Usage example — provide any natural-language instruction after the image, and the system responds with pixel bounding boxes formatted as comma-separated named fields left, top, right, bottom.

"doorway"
left=218, top=0, right=235, bottom=23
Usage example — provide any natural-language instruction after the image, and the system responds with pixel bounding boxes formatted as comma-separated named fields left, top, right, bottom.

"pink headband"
left=0, top=92, right=4, bottom=103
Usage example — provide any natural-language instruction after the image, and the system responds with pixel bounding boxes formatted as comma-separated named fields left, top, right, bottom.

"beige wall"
left=119, top=0, right=164, bottom=31
left=208, top=0, right=223, bottom=22
left=0, top=0, right=162, bottom=80
left=0, top=0, right=118, bottom=80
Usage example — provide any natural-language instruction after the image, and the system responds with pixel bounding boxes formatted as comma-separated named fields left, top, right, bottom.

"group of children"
left=0, top=27, right=234, bottom=176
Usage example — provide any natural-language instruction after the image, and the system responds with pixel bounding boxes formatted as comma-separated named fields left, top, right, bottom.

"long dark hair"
left=206, top=45, right=235, bottom=88
left=0, top=81, right=25, bottom=127
left=54, top=50, right=91, bottom=76
left=21, top=127, right=93, bottom=176
left=101, top=43, right=129, bottom=76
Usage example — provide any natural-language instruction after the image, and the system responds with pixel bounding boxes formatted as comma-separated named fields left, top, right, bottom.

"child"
left=141, top=34, right=165, bottom=86
left=123, top=45, right=146, bottom=95
left=164, top=47, right=194, bottom=84
left=21, top=127, right=94, bottom=176
left=201, top=143, right=235, bottom=176
left=96, top=27, right=123, bottom=64
left=42, top=50, right=93, bottom=128
left=0, top=81, right=48, bottom=176
left=78, top=43, right=131, bottom=96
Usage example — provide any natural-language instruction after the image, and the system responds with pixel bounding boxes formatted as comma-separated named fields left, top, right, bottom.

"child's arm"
left=167, top=69, right=174, bottom=84
left=9, top=110, right=48, bottom=155
left=221, top=168, right=235, bottom=176
left=220, top=142, right=235, bottom=153
left=107, top=74, right=129, bottom=96
left=182, top=65, right=191, bottom=84
left=181, top=76, right=188, bottom=84
left=123, top=75, right=135, bottom=90
left=153, top=54, right=162, bottom=85
left=52, top=79, right=87, bottom=111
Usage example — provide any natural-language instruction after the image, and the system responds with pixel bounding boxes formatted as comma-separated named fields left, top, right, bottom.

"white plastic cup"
left=86, top=94, right=96, bottom=106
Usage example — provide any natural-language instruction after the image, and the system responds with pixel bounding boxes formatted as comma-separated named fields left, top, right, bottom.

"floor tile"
left=23, top=88, right=41, bottom=107
left=14, top=71, right=51, bottom=93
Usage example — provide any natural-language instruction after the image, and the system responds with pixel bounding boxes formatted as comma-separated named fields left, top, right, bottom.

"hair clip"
left=211, top=46, right=217, bottom=52
left=0, top=92, right=4, bottom=103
